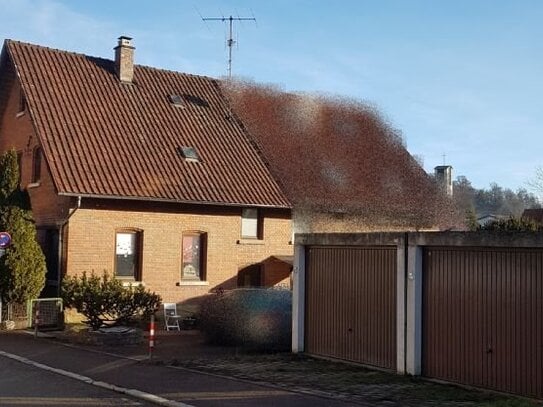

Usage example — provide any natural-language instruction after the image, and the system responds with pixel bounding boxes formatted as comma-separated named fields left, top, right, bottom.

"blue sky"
left=1, top=0, right=542, bottom=191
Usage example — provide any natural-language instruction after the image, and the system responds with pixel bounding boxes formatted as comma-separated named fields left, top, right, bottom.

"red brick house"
left=0, top=37, right=293, bottom=302
left=0, top=37, right=457, bottom=303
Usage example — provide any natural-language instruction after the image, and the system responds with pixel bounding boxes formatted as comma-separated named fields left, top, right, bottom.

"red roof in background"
left=223, top=83, right=459, bottom=228
left=3, top=40, right=290, bottom=208
left=522, top=209, right=543, bottom=224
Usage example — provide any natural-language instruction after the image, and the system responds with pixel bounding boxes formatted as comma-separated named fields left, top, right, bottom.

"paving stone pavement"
left=161, top=355, right=515, bottom=407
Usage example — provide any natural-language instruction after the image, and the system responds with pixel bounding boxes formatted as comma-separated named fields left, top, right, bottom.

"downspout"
left=403, top=232, right=409, bottom=374
left=56, top=196, right=81, bottom=296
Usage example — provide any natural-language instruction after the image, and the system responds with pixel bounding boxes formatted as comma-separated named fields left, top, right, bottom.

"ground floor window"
left=115, top=230, right=142, bottom=280
left=182, top=232, right=206, bottom=281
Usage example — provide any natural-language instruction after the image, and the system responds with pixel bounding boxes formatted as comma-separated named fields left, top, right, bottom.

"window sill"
left=176, top=280, right=209, bottom=286
left=237, top=239, right=264, bottom=245
left=121, top=281, right=145, bottom=287
left=27, top=182, right=41, bottom=189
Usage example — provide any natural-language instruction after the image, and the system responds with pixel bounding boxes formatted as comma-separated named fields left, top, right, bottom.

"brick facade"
left=66, top=202, right=292, bottom=303
left=0, top=77, right=73, bottom=226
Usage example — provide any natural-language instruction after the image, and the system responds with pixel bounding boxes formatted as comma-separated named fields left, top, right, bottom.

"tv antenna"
left=201, top=14, right=256, bottom=78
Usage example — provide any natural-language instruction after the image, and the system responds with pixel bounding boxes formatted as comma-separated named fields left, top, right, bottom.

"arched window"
left=181, top=231, right=207, bottom=281
left=32, top=147, right=42, bottom=183
left=18, top=91, right=27, bottom=114
left=115, top=229, right=143, bottom=281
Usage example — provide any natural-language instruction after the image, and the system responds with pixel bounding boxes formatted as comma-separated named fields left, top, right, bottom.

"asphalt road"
left=0, top=332, right=363, bottom=407
left=0, top=354, right=156, bottom=407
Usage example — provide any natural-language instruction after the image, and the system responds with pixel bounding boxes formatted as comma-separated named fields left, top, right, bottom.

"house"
left=0, top=37, right=456, bottom=303
left=522, top=208, right=543, bottom=225
left=476, top=213, right=508, bottom=227
left=0, top=37, right=293, bottom=302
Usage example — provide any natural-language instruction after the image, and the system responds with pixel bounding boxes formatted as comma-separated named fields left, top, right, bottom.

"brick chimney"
left=114, top=36, right=135, bottom=83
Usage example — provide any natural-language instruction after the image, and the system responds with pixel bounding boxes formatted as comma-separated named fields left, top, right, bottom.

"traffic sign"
left=0, top=232, right=11, bottom=248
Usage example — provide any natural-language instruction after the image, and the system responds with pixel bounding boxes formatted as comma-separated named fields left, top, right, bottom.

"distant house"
left=0, top=37, right=455, bottom=302
left=477, top=214, right=508, bottom=226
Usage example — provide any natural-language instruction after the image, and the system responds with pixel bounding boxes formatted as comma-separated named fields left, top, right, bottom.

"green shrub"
left=478, top=216, right=542, bottom=232
left=61, top=271, right=161, bottom=330
left=199, top=288, right=292, bottom=351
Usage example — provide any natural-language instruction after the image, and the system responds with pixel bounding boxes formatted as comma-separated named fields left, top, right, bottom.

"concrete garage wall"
left=293, top=231, right=543, bottom=399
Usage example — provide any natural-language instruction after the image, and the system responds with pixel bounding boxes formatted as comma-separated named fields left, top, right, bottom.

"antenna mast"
left=202, top=14, right=256, bottom=78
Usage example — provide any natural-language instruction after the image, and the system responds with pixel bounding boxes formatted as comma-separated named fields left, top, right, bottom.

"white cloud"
left=0, top=0, right=135, bottom=59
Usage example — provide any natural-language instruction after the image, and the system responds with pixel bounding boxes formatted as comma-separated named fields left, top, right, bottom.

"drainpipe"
left=56, top=196, right=81, bottom=296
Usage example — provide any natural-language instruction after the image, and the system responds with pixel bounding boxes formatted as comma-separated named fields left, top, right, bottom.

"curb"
left=0, top=350, right=193, bottom=407
left=29, top=334, right=377, bottom=406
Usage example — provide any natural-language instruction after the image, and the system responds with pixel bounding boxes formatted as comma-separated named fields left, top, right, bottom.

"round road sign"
left=0, top=232, right=12, bottom=248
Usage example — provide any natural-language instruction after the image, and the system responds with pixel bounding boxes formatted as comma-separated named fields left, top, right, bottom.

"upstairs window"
left=169, top=94, right=185, bottom=107
left=18, top=92, right=27, bottom=114
left=115, top=230, right=143, bottom=281
left=32, top=147, right=42, bottom=183
left=182, top=232, right=207, bottom=281
left=176, top=146, right=200, bottom=162
left=241, top=208, right=262, bottom=239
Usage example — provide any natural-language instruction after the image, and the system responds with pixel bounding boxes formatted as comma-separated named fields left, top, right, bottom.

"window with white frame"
left=182, top=232, right=206, bottom=281
left=115, top=230, right=142, bottom=280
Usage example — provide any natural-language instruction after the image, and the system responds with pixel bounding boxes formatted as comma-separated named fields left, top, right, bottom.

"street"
left=0, top=354, right=156, bottom=407
left=0, top=332, right=363, bottom=407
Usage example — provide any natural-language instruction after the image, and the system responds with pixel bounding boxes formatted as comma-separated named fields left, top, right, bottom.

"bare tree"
left=528, top=166, right=543, bottom=198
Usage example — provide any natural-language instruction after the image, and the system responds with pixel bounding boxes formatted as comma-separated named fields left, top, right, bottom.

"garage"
left=422, top=247, right=543, bottom=398
left=304, top=245, right=397, bottom=369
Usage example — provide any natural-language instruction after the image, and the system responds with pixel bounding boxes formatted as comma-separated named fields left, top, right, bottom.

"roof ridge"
left=6, top=38, right=111, bottom=65
left=5, top=38, right=218, bottom=82
left=137, top=63, right=217, bottom=82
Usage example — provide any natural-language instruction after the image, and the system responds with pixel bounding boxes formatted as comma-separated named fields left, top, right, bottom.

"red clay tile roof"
left=4, top=40, right=290, bottom=208
left=223, top=83, right=461, bottom=229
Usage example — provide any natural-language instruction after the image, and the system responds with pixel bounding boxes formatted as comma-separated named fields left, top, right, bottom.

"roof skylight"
left=169, top=94, right=185, bottom=107
left=177, top=146, right=200, bottom=162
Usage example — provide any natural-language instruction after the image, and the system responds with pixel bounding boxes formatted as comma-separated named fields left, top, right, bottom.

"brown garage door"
left=422, top=247, right=543, bottom=398
left=305, top=246, right=397, bottom=369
